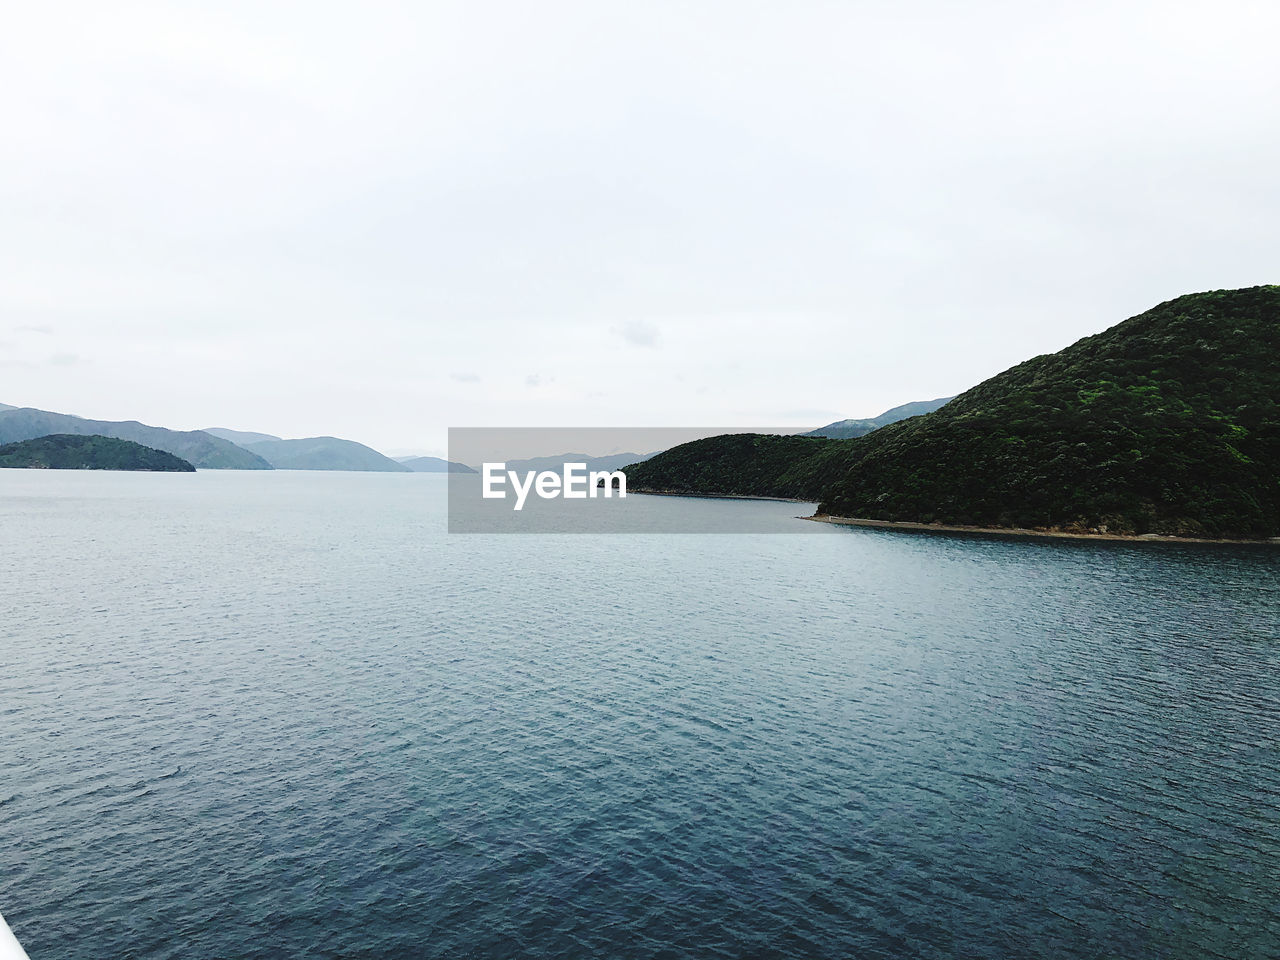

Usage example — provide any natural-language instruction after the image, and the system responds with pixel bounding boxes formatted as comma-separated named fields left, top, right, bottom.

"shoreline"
left=583, top=487, right=1278, bottom=544
left=630, top=488, right=815, bottom=504
left=807, top=514, right=1280, bottom=546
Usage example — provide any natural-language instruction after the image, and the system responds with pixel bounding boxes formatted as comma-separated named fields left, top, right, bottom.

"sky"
left=2, top=1, right=1277, bottom=456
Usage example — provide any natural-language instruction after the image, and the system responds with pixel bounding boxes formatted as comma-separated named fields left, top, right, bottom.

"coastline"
left=629, top=488, right=815, bottom=504
left=807, top=514, right=1280, bottom=545
left=624, top=488, right=1279, bottom=545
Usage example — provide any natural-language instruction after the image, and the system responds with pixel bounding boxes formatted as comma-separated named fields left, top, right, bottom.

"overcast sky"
left=2, top=1, right=1277, bottom=455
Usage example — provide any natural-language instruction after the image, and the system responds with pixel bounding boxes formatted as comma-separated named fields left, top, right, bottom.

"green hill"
left=620, top=434, right=847, bottom=500
left=0, top=434, right=196, bottom=471
left=626, top=286, right=1280, bottom=539
left=0, top=407, right=271, bottom=469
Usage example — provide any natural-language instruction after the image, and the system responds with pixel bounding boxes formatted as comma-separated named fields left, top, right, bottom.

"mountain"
left=500, top=452, right=656, bottom=475
left=399, top=456, right=477, bottom=474
left=210, top=426, right=443, bottom=472
left=818, top=287, right=1280, bottom=537
left=241, top=437, right=412, bottom=472
left=0, top=407, right=272, bottom=469
left=204, top=427, right=283, bottom=445
left=619, top=434, right=845, bottom=500
left=626, top=286, right=1280, bottom=539
left=0, top=434, right=196, bottom=471
left=804, top=397, right=955, bottom=439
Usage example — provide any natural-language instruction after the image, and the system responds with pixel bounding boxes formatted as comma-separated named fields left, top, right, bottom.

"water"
left=1, top=470, right=1277, bottom=959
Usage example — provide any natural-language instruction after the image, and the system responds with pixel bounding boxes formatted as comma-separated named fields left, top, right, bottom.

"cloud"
left=613, top=320, right=659, bottom=348
left=2, top=2, right=1277, bottom=450
left=48, top=352, right=80, bottom=366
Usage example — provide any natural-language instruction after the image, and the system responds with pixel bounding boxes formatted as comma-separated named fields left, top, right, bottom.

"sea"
left=1, top=470, right=1277, bottom=959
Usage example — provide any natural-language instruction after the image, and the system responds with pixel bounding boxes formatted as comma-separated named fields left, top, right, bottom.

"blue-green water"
left=1, top=471, right=1277, bottom=959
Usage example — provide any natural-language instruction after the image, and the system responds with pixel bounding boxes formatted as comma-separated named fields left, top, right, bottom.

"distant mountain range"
left=500, top=452, right=655, bottom=475
left=0, top=434, right=195, bottom=472
left=0, top=403, right=539, bottom=474
left=0, top=400, right=952, bottom=480
left=204, top=427, right=283, bottom=446
left=625, top=286, right=1280, bottom=539
left=232, top=435, right=411, bottom=472
left=0, top=407, right=270, bottom=469
left=0, top=405, right=476, bottom=473
left=205, top=428, right=475, bottom=472
left=397, top=456, right=477, bottom=474
left=804, top=398, right=954, bottom=439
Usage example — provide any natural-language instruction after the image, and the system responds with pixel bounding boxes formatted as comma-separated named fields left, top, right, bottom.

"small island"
left=0, top=434, right=197, bottom=471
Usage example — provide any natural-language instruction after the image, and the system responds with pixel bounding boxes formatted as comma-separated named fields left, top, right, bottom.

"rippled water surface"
left=2, top=470, right=1278, bottom=959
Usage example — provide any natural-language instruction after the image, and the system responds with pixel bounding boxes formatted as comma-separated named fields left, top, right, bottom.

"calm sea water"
left=1, top=470, right=1277, bottom=960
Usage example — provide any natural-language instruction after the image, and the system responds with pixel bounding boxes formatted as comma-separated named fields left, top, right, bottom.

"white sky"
left=2, top=1, right=1277, bottom=455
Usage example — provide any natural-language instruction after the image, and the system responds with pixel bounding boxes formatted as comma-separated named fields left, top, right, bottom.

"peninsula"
left=625, top=286, right=1280, bottom=540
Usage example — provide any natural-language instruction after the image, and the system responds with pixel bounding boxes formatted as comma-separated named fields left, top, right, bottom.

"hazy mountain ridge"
left=0, top=408, right=467, bottom=474
left=204, top=427, right=283, bottom=445
left=211, top=427, right=478, bottom=472
left=804, top=397, right=955, bottom=439
left=0, top=407, right=271, bottom=469
left=399, top=456, right=477, bottom=474
left=500, top=452, right=655, bottom=475
left=0, top=434, right=196, bottom=471
left=626, top=286, right=1280, bottom=539
left=239, top=436, right=412, bottom=472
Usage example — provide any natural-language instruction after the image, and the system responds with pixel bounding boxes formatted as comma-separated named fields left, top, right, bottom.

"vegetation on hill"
left=0, top=408, right=271, bottom=469
left=626, top=287, right=1280, bottom=539
left=0, top=434, right=196, bottom=471
left=820, top=287, right=1280, bottom=537
left=622, top=434, right=846, bottom=500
